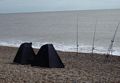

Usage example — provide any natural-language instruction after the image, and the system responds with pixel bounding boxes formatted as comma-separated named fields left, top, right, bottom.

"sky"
left=0, top=0, right=120, bottom=13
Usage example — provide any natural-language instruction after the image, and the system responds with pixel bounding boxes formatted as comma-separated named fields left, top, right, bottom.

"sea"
left=0, top=9, right=120, bottom=55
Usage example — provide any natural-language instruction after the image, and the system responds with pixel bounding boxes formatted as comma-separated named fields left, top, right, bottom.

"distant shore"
left=0, top=8, right=120, bottom=14
left=0, top=45, right=120, bottom=83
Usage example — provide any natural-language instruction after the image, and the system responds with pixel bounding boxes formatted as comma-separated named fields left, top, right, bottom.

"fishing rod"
left=91, top=20, right=97, bottom=54
left=107, top=22, right=120, bottom=55
left=76, top=14, right=79, bottom=56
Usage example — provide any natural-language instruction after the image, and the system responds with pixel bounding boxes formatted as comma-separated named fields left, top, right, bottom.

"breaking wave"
left=0, top=39, right=120, bottom=56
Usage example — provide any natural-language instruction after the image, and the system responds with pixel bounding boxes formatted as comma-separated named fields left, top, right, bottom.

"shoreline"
left=0, top=43, right=120, bottom=56
left=0, top=45, right=120, bottom=82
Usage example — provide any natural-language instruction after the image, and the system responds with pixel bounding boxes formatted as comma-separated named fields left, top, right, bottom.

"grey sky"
left=0, top=0, right=120, bottom=13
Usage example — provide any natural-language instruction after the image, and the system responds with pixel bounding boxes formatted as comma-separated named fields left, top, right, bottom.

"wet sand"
left=0, top=46, right=120, bottom=83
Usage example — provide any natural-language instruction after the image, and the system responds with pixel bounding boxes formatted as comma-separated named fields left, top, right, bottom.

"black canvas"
left=32, top=44, right=64, bottom=68
left=13, top=42, right=35, bottom=65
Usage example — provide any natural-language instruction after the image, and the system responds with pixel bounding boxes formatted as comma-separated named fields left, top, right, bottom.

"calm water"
left=0, top=10, right=120, bottom=55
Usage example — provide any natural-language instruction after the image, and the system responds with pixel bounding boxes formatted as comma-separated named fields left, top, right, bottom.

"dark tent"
left=13, top=42, right=35, bottom=65
left=32, top=44, right=64, bottom=68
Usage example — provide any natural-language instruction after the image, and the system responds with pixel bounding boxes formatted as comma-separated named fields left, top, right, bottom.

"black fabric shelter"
left=32, top=44, right=64, bottom=68
left=13, top=42, right=35, bottom=65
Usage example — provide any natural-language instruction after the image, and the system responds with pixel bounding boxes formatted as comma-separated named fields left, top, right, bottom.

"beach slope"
left=0, top=46, right=120, bottom=83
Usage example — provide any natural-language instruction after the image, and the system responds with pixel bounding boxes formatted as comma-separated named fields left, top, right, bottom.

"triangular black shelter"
left=13, top=42, right=35, bottom=65
left=32, top=44, right=64, bottom=68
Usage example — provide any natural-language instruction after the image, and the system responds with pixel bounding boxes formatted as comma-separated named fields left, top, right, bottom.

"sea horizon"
left=0, top=8, right=120, bottom=14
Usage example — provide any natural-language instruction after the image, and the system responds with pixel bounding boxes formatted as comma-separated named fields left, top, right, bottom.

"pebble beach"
left=0, top=46, right=120, bottom=83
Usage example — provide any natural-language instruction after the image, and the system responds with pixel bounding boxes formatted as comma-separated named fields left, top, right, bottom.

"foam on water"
left=0, top=39, right=120, bottom=56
